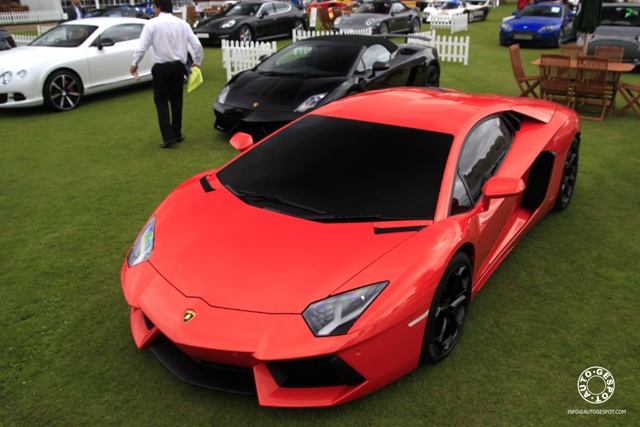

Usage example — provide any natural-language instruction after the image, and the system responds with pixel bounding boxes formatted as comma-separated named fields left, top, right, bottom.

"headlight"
left=221, top=19, right=236, bottom=28
left=366, top=18, right=375, bottom=26
left=334, top=16, right=342, bottom=25
left=303, top=282, right=388, bottom=336
left=0, top=71, right=12, bottom=85
left=539, top=25, right=557, bottom=32
left=16, top=70, right=27, bottom=79
left=127, top=216, right=155, bottom=267
left=294, top=93, right=327, bottom=112
left=217, top=85, right=230, bottom=104
left=501, top=23, right=511, bottom=31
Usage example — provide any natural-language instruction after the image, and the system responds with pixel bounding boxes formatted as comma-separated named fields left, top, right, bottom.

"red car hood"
left=148, top=174, right=418, bottom=314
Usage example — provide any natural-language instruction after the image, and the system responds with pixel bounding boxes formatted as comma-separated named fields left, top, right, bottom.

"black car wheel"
left=421, top=252, right=472, bottom=363
left=238, top=25, right=252, bottom=42
left=411, top=18, right=420, bottom=34
left=379, top=22, right=389, bottom=35
left=556, top=28, right=564, bottom=48
left=423, top=64, right=440, bottom=87
left=43, top=70, right=83, bottom=112
left=553, top=138, right=579, bottom=212
left=293, top=19, right=305, bottom=33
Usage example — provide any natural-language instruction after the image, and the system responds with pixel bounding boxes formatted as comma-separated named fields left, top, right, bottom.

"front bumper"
left=214, top=101, right=302, bottom=138
left=500, top=29, right=559, bottom=47
left=122, top=260, right=426, bottom=407
left=193, top=28, right=237, bottom=45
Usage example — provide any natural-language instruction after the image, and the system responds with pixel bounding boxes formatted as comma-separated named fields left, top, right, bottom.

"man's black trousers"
left=152, top=61, right=184, bottom=144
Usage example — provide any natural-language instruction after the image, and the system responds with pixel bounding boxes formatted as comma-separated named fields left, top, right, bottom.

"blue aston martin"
left=500, top=2, right=576, bottom=48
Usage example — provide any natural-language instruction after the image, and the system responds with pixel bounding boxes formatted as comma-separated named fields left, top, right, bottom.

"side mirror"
left=258, top=54, right=268, bottom=63
left=483, top=177, right=526, bottom=199
left=372, top=61, right=389, bottom=71
left=512, top=10, right=517, bottom=15
left=259, top=11, right=268, bottom=18
left=98, top=37, right=115, bottom=50
left=229, top=132, right=253, bottom=152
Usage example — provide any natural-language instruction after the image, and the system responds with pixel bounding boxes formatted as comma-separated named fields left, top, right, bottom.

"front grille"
left=512, top=31, right=541, bottom=39
left=266, top=355, right=366, bottom=388
left=149, top=336, right=257, bottom=395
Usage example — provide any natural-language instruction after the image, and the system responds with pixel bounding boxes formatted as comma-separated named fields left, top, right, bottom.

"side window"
left=260, top=2, right=276, bottom=15
left=392, top=3, right=405, bottom=14
left=359, top=44, right=391, bottom=71
left=98, top=24, right=143, bottom=44
left=273, top=2, right=291, bottom=13
left=450, top=116, right=514, bottom=215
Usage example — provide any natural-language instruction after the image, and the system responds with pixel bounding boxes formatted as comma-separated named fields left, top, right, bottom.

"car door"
left=390, top=2, right=411, bottom=32
left=271, top=2, right=295, bottom=36
left=85, top=23, right=152, bottom=88
left=254, top=2, right=278, bottom=39
left=449, top=115, right=520, bottom=278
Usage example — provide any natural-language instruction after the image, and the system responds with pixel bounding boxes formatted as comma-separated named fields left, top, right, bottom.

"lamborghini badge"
left=183, top=310, right=196, bottom=323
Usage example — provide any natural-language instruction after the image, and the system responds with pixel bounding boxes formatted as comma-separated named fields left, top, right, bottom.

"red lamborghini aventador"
left=121, top=87, right=580, bottom=407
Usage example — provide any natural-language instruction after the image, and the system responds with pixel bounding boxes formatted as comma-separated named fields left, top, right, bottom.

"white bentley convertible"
left=0, top=18, right=156, bottom=112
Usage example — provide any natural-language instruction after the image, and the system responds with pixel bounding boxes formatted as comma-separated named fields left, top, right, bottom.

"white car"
left=0, top=17, right=157, bottom=112
left=422, top=0, right=490, bottom=24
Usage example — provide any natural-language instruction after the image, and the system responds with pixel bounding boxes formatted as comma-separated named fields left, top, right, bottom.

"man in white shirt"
left=131, top=0, right=204, bottom=148
left=66, top=0, right=86, bottom=20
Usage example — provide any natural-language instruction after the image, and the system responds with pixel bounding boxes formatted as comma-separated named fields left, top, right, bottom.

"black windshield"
left=257, top=42, right=363, bottom=77
left=217, top=115, right=453, bottom=222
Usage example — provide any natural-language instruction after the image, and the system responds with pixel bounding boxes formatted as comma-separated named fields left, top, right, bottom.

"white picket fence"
left=407, top=31, right=470, bottom=65
left=430, top=13, right=468, bottom=34
left=292, top=27, right=373, bottom=43
left=13, top=34, right=36, bottom=46
left=221, top=39, right=278, bottom=81
left=0, top=9, right=63, bottom=25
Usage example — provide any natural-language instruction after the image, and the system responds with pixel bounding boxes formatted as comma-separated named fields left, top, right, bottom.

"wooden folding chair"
left=572, top=55, right=612, bottom=121
left=317, top=8, right=334, bottom=31
left=560, top=45, right=583, bottom=60
left=594, top=46, right=624, bottom=63
left=509, top=44, right=541, bottom=98
left=615, top=82, right=640, bottom=119
left=540, top=53, right=572, bottom=106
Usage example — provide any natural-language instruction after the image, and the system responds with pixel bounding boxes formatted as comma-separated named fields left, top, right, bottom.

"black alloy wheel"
left=556, top=28, right=564, bottom=48
left=379, top=22, right=389, bottom=35
left=293, top=19, right=305, bottom=33
left=421, top=252, right=472, bottom=363
left=423, top=64, right=440, bottom=87
left=411, top=18, right=421, bottom=34
left=43, top=70, right=83, bottom=112
left=553, top=138, right=579, bottom=211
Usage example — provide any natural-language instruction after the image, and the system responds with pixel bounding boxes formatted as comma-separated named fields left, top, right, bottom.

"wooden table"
left=532, top=58, right=635, bottom=114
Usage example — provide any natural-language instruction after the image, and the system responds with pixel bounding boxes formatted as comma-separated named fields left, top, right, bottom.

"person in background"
left=517, top=0, right=530, bottom=11
left=66, top=0, right=86, bottom=20
left=130, top=0, right=204, bottom=149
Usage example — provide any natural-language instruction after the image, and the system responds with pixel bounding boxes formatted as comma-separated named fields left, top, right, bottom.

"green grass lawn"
left=1, top=4, right=639, bottom=426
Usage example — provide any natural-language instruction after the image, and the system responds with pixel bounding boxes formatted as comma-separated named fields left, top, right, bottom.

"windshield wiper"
left=225, top=185, right=326, bottom=214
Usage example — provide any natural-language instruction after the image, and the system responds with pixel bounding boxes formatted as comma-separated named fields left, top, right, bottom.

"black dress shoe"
left=159, top=140, right=177, bottom=148
left=176, top=134, right=185, bottom=143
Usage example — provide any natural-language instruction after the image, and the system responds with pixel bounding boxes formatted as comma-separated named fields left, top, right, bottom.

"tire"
left=411, top=18, right=421, bottom=34
left=556, top=28, right=564, bottom=49
left=43, top=70, right=83, bottom=112
left=421, top=252, right=472, bottom=363
left=423, top=64, right=440, bottom=87
left=379, top=22, right=389, bottom=35
left=238, top=25, right=252, bottom=42
left=467, top=12, right=473, bottom=23
left=293, top=19, right=305, bottom=33
left=553, top=138, right=579, bottom=212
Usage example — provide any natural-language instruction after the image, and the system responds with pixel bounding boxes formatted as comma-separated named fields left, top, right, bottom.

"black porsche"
left=214, top=35, right=440, bottom=137
left=193, top=0, right=308, bottom=44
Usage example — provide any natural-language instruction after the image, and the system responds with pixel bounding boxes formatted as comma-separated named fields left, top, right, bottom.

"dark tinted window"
left=452, top=116, right=513, bottom=212
left=274, top=2, right=292, bottom=13
left=257, top=41, right=363, bottom=77
left=217, top=115, right=454, bottom=222
left=98, top=24, right=143, bottom=43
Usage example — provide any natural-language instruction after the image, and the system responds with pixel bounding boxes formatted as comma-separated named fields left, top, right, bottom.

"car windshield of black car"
left=356, top=2, right=392, bottom=14
left=519, top=5, right=562, bottom=18
left=257, top=42, right=364, bottom=77
left=226, top=3, right=261, bottom=16
left=601, top=6, right=640, bottom=27
left=216, top=115, right=454, bottom=222
left=29, top=25, right=98, bottom=47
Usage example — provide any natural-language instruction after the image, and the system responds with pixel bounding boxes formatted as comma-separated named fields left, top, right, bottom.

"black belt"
left=156, top=61, right=183, bottom=66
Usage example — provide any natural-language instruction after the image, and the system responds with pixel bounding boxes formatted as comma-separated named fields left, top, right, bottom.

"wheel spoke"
left=436, top=317, right=448, bottom=343
left=449, top=294, right=466, bottom=309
